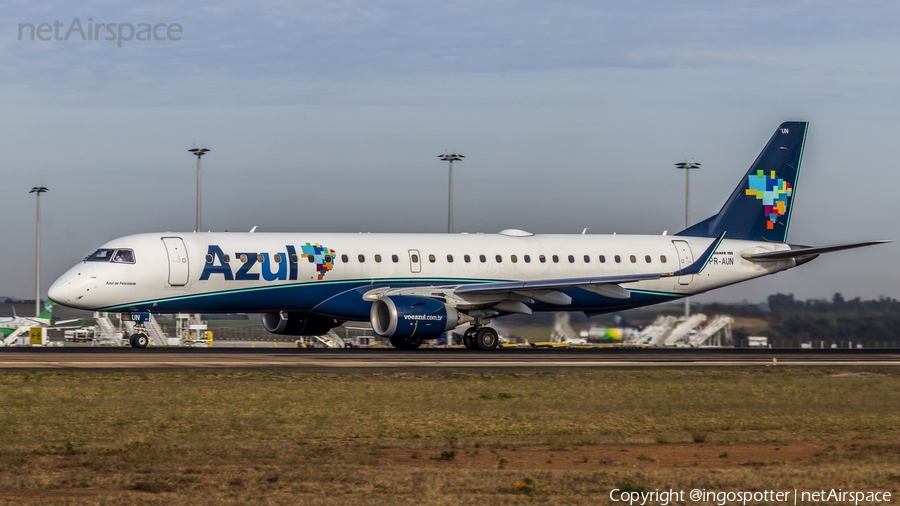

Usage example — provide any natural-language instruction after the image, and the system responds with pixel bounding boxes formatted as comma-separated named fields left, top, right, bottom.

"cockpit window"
left=112, top=249, right=135, bottom=263
left=86, top=248, right=135, bottom=263
left=85, top=249, right=115, bottom=262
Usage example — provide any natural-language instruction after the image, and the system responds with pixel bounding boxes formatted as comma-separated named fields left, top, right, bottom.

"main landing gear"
left=463, top=327, right=499, bottom=351
left=387, top=327, right=499, bottom=351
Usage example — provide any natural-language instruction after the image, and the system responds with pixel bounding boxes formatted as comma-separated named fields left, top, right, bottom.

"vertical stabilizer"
left=677, top=122, right=807, bottom=242
left=39, top=300, right=53, bottom=320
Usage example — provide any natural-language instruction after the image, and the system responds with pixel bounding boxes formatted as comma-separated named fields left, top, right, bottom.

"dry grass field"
left=1, top=368, right=899, bottom=504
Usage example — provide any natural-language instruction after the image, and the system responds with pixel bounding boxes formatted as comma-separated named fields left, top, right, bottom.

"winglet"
left=665, top=231, right=727, bottom=277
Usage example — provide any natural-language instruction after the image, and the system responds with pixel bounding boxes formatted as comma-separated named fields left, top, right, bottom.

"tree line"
left=698, top=293, right=900, bottom=349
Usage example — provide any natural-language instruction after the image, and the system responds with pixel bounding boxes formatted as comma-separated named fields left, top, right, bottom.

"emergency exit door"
left=408, top=249, right=422, bottom=273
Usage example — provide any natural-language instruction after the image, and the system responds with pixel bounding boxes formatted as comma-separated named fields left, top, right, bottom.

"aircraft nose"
left=48, top=276, right=70, bottom=304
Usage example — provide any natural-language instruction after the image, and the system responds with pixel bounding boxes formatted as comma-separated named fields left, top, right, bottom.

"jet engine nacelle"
left=261, top=312, right=341, bottom=336
left=370, top=296, right=461, bottom=339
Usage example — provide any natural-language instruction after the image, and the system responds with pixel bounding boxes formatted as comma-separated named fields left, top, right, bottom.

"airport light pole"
left=188, top=147, right=210, bottom=232
left=30, top=186, right=48, bottom=317
left=438, top=153, right=464, bottom=233
left=675, top=161, right=701, bottom=318
left=438, top=152, right=463, bottom=347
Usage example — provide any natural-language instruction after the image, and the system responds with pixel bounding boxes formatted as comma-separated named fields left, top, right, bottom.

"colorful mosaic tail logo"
left=745, top=169, right=793, bottom=230
left=301, top=243, right=336, bottom=280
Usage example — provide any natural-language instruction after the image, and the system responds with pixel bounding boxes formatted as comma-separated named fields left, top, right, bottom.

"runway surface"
left=2, top=347, right=900, bottom=371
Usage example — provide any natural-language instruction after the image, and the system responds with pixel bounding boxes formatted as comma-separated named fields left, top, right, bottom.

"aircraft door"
left=162, top=237, right=190, bottom=286
left=671, top=240, right=694, bottom=285
left=408, top=249, right=422, bottom=273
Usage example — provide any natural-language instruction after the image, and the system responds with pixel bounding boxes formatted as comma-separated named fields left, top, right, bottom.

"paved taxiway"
left=1, top=348, right=899, bottom=371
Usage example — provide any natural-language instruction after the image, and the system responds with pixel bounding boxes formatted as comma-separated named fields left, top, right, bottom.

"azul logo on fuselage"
left=199, top=244, right=336, bottom=282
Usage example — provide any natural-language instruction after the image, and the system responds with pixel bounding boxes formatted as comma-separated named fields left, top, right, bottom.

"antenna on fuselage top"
left=249, top=226, right=258, bottom=233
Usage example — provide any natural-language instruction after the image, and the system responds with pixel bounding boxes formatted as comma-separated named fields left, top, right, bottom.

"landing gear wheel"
left=130, top=333, right=149, bottom=349
left=406, top=338, right=423, bottom=349
left=474, top=327, right=499, bottom=351
left=463, top=328, right=477, bottom=350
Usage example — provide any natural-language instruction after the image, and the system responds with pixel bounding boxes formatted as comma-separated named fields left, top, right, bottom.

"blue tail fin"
left=677, top=122, right=808, bottom=242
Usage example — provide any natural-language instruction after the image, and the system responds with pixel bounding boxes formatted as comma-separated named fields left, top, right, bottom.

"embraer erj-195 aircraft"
left=49, top=122, right=887, bottom=350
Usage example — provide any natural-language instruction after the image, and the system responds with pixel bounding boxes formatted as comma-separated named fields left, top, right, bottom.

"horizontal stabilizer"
left=742, top=240, right=890, bottom=261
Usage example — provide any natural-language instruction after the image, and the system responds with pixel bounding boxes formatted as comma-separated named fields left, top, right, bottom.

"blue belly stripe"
left=102, top=278, right=682, bottom=321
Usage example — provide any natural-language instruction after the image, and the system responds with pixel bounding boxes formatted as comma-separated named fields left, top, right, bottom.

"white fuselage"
left=48, top=231, right=795, bottom=320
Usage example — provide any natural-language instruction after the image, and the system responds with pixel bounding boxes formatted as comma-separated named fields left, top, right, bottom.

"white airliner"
left=0, top=301, right=56, bottom=339
left=0, top=300, right=81, bottom=345
left=49, top=122, right=887, bottom=350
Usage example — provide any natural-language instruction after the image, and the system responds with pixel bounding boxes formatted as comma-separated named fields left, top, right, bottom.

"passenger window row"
left=205, top=251, right=669, bottom=266
left=333, top=254, right=668, bottom=264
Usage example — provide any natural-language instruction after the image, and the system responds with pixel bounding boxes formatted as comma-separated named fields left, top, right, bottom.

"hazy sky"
left=1, top=1, right=897, bottom=303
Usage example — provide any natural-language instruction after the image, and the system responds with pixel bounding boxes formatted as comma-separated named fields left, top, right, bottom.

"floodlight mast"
left=675, top=160, right=701, bottom=317
left=29, top=186, right=48, bottom=317
left=675, top=160, right=701, bottom=228
left=188, top=148, right=210, bottom=232
left=438, top=153, right=464, bottom=233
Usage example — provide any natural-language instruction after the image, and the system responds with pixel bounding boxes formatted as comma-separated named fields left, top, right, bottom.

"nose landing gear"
left=129, top=331, right=149, bottom=348
left=128, top=312, right=151, bottom=348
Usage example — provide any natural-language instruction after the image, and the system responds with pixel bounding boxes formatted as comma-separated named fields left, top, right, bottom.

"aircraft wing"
left=13, top=316, right=83, bottom=327
left=52, top=318, right=83, bottom=325
left=364, top=233, right=725, bottom=312
left=742, top=240, right=890, bottom=261
left=49, top=320, right=86, bottom=330
left=453, top=273, right=661, bottom=301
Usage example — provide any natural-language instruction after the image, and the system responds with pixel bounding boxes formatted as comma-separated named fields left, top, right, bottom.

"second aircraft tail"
left=39, top=300, right=53, bottom=320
